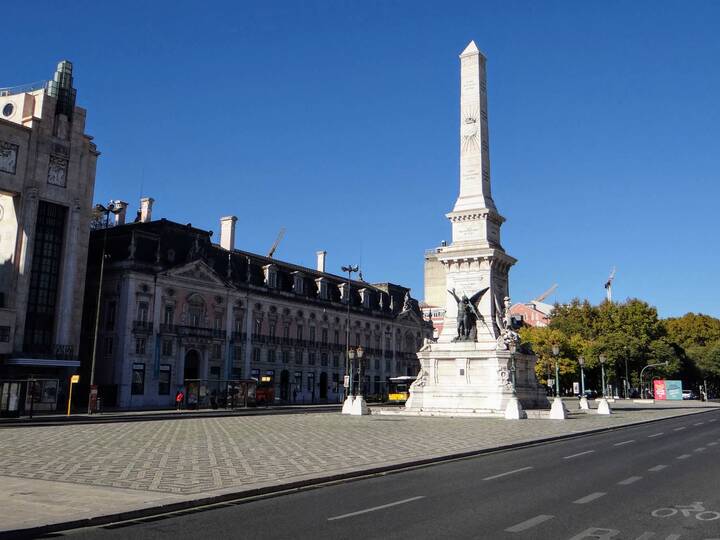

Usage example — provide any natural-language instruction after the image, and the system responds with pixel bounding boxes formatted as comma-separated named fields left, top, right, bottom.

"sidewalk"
left=1, top=401, right=717, bottom=537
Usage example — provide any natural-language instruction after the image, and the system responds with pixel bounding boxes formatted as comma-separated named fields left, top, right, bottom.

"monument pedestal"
left=404, top=342, right=548, bottom=417
left=596, top=397, right=612, bottom=415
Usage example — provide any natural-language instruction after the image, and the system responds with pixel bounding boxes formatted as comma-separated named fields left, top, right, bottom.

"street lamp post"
left=340, top=264, right=358, bottom=414
left=639, top=361, right=669, bottom=399
left=88, top=201, right=122, bottom=414
left=597, top=354, right=611, bottom=415
left=599, top=354, right=607, bottom=398
left=578, top=355, right=589, bottom=410
left=549, top=344, right=566, bottom=419
left=552, top=344, right=560, bottom=397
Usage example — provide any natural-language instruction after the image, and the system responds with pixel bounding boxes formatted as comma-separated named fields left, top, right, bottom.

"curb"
left=1, top=407, right=717, bottom=539
left=0, top=405, right=343, bottom=429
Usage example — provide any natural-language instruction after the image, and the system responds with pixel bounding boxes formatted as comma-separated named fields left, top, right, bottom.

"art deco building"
left=0, top=61, right=99, bottom=413
left=81, top=201, right=431, bottom=409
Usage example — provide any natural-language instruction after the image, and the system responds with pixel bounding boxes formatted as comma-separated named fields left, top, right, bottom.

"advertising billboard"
left=653, top=380, right=683, bottom=400
left=653, top=380, right=667, bottom=400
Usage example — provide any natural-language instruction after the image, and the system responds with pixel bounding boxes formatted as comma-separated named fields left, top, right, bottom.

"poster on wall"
left=654, top=380, right=667, bottom=400
left=665, top=380, right=683, bottom=400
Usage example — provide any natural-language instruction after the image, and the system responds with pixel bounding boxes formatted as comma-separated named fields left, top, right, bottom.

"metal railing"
left=0, top=80, right=48, bottom=96
left=132, top=320, right=153, bottom=333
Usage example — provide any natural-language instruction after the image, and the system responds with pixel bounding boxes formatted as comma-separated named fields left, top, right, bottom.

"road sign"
left=573, top=382, right=580, bottom=394
left=70, top=375, right=80, bottom=384
left=343, top=375, right=350, bottom=388
left=548, top=378, right=555, bottom=387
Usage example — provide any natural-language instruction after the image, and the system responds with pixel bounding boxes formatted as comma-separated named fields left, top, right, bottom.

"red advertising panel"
left=654, top=379, right=667, bottom=400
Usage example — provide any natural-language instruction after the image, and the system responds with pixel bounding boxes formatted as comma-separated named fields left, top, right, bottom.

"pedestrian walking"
left=175, top=390, right=184, bottom=410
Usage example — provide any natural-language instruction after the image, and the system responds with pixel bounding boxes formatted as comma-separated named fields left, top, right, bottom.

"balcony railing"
left=132, top=320, right=153, bottom=333
left=231, top=331, right=247, bottom=343
left=19, top=343, right=76, bottom=360
left=173, top=326, right=227, bottom=339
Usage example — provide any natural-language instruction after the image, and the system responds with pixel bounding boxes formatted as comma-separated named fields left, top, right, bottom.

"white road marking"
left=677, top=454, right=691, bottom=460
left=327, top=496, right=425, bottom=521
left=648, top=464, right=668, bottom=472
left=568, top=528, right=619, bottom=540
left=694, top=422, right=705, bottom=426
left=563, top=450, right=595, bottom=460
left=708, top=442, right=718, bottom=446
left=633, top=533, right=654, bottom=540
left=618, top=476, right=642, bottom=485
left=694, top=447, right=706, bottom=452
left=665, top=535, right=681, bottom=540
left=708, top=419, right=716, bottom=423
left=674, top=427, right=686, bottom=431
left=573, top=492, right=607, bottom=504
left=504, top=514, right=554, bottom=532
left=614, top=440, right=635, bottom=446
left=648, top=432, right=663, bottom=438
left=482, top=466, right=533, bottom=481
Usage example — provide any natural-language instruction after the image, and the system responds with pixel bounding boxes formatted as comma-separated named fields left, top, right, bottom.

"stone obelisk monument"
left=405, top=42, right=547, bottom=417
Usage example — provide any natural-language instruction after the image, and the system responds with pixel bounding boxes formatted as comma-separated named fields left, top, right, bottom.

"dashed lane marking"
left=482, top=466, right=533, bottom=481
left=648, top=432, right=663, bottom=438
left=618, top=476, right=642, bottom=485
left=708, top=442, right=718, bottom=446
left=327, top=496, right=425, bottom=521
left=573, top=492, right=607, bottom=504
left=694, top=422, right=705, bottom=426
left=674, top=427, right=686, bottom=431
left=694, top=447, right=707, bottom=452
left=563, top=450, right=595, bottom=460
left=614, top=440, right=635, bottom=446
left=504, top=514, right=554, bottom=532
left=648, top=464, right=668, bottom=472
left=677, top=454, right=691, bottom=460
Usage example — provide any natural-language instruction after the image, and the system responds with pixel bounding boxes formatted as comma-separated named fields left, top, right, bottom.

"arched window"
left=187, top=294, right=205, bottom=327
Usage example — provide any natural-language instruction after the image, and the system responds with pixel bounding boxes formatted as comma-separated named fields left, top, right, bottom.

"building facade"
left=81, top=205, right=432, bottom=409
left=0, top=62, right=98, bottom=413
left=508, top=301, right=553, bottom=328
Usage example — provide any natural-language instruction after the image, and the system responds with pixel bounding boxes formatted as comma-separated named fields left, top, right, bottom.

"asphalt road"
left=53, top=409, right=720, bottom=540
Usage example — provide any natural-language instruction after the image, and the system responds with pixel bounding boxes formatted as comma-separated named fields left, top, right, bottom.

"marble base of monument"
left=504, top=396, right=526, bottom=420
left=404, top=342, right=548, bottom=418
left=578, top=396, right=590, bottom=410
left=342, top=395, right=370, bottom=416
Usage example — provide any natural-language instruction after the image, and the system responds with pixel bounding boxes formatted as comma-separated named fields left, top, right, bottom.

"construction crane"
left=267, top=227, right=286, bottom=258
left=532, top=284, right=558, bottom=304
left=604, top=267, right=616, bottom=302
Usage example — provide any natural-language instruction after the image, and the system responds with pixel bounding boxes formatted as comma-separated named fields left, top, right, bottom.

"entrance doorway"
left=280, top=370, right=290, bottom=401
left=319, top=372, right=328, bottom=400
left=184, top=350, right=200, bottom=380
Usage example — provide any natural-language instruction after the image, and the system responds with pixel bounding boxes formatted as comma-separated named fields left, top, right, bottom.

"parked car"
left=682, top=390, right=699, bottom=400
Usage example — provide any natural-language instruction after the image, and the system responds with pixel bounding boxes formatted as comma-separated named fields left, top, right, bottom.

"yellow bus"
left=387, top=376, right=416, bottom=403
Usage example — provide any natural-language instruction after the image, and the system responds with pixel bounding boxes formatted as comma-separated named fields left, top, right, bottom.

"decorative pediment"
left=165, top=260, right=227, bottom=287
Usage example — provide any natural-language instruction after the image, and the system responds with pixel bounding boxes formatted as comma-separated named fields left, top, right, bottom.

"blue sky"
left=5, top=1, right=720, bottom=318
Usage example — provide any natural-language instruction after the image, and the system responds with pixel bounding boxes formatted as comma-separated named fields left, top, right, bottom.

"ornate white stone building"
left=0, top=61, right=99, bottom=413
left=81, top=204, right=431, bottom=409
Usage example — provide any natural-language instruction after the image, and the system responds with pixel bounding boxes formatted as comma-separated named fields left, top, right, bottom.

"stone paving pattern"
left=0, top=403, right=716, bottom=497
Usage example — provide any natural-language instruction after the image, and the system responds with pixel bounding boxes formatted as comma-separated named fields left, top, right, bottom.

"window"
left=252, top=347, right=260, bottom=363
left=234, top=318, right=242, bottom=333
left=334, top=330, right=339, bottom=344
left=321, top=328, right=328, bottom=344
left=135, top=338, right=146, bottom=355
left=283, top=325, right=290, bottom=341
left=137, top=301, right=149, bottom=322
left=355, top=333, right=360, bottom=347
left=321, top=353, right=328, bottom=366
left=159, top=365, right=171, bottom=395
left=309, top=327, right=315, bottom=343
left=333, top=355, right=339, bottom=368
left=308, top=352, right=316, bottom=365
left=105, top=301, right=116, bottom=331
left=212, top=343, right=222, bottom=359
left=103, top=336, right=113, bottom=356
left=269, top=321, right=277, bottom=339
left=295, top=351, right=303, bottom=365
left=164, top=305, right=174, bottom=325
left=374, top=358, right=380, bottom=370
left=282, top=350, right=289, bottom=364
left=268, top=349, right=276, bottom=363
left=214, top=316, right=222, bottom=330
left=131, top=363, right=145, bottom=395
left=210, top=366, right=221, bottom=379
left=307, top=373, right=315, bottom=392
left=23, top=201, right=66, bottom=352
left=233, top=346, right=242, bottom=367
left=162, top=339, right=173, bottom=357
left=254, top=318, right=262, bottom=335
left=0, top=326, right=9, bottom=342
left=297, top=325, right=304, bottom=341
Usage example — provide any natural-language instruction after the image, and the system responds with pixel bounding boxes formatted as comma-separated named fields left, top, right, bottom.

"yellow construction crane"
left=532, top=283, right=558, bottom=304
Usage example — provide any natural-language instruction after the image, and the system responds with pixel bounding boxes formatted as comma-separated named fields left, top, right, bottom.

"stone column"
left=13, top=186, right=39, bottom=350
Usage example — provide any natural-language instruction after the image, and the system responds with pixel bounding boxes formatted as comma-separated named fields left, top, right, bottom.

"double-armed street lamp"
left=599, top=354, right=607, bottom=398
left=578, top=355, right=586, bottom=396
left=341, top=264, right=359, bottom=400
left=88, top=201, right=123, bottom=414
left=552, top=344, right=560, bottom=397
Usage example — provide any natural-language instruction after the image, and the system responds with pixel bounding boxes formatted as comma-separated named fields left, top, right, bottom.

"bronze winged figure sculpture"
left=448, top=286, right=490, bottom=341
